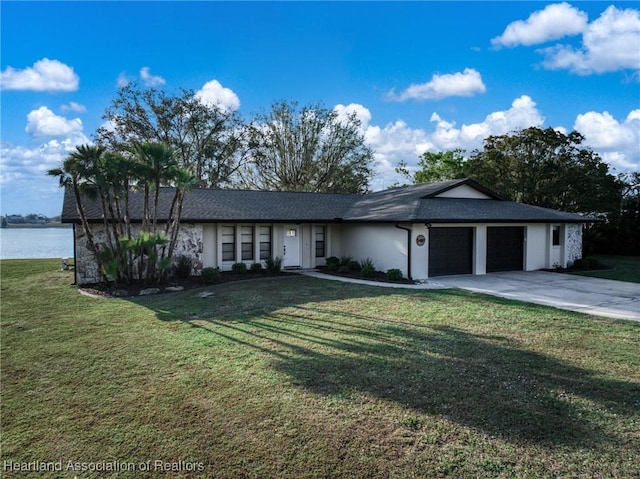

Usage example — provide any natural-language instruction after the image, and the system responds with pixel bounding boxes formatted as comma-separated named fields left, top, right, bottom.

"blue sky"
left=1, top=1, right=639, bottom=216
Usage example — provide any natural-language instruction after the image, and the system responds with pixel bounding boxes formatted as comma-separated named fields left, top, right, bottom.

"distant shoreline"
left=1, top=223, right=72, bottom=229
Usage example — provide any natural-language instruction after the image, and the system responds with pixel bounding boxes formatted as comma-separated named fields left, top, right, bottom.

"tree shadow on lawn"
left=134, top=278, right=640, bottom=449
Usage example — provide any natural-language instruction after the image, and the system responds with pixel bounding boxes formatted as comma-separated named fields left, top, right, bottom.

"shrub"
left=326, top=256, right=340, bottom=267
left=250, top=262, right=263, bottom=272
left=327, top=263, right=338, bottom=272
left=360, top=258, right=376, bottom=278
left=201, top=267, right=220, bottom=284
left=173, top=255, right=193, bottom=279
left=232, top=262, right=247, bottom=274
left=339, top=255, right=352, bottom=267
left=347, top=260, right=361, bottom=272
left=338, top=265, right=350, bottom=274
left=386, top=268, right=403, bottom=281
left=265, top=256, right=283, bottom=274
left=572, top=258, right=589, bottom=270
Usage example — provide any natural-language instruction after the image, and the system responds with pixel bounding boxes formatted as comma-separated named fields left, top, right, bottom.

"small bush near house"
left=265, top=256, right=283, bottom=274
left=386, top=268, right=403, bottom=281
left=360, top=258, right=376, bottom=278
left=250, top=262, right=263, bottom=272
left=571, top=258, right=590, bottom=270
left=327, top=263, right=338, bottom=272
left=338, top=265, right=350, bottom=274
left=326, top=256, right=340, bottom=267
left=201, top=267, right=221, bottom=284
left=232, top=262, right=247, bottom=274
left=173, top=255, right=193, bottom=279
left=347, top=260, right=361, bottom=272
left=339, top=256, right=352, bottom=267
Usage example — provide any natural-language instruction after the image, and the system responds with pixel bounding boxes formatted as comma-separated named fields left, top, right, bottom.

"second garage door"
left=486, top=226, right=524, bottom=273
left=429, top=227, right=473, bottom=276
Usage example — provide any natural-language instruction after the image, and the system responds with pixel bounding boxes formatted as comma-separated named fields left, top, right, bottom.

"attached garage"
left=429, top=227, right=473, bottom=276
left=486, top=226, right=524, bottom=273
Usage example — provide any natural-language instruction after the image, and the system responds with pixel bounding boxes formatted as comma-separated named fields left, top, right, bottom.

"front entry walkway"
left=432, top=271, right=640, bottom=321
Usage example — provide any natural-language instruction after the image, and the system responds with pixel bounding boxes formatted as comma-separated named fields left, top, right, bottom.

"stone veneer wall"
left=74, top=224, right=204, bottom=285
left=565, top=223, right=583, bottom=267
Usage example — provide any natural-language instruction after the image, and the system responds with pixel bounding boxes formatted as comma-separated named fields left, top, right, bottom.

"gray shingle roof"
left=61, top=179, right=595, bottom=224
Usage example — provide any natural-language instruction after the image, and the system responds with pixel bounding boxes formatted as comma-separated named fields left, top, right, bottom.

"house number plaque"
left=416, top=234, right=426, bottom=246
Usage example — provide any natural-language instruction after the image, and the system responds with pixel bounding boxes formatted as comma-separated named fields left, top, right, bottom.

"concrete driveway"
left=432, top=271, right=640, bottom=321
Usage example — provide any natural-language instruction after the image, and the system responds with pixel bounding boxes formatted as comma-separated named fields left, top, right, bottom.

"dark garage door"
left=486, top=227, right=524, bottom=273
left=429, top=227, right=473, bottom=276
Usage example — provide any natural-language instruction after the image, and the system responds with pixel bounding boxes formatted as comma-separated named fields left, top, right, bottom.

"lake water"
left=0, top=227, right=74, bottom=259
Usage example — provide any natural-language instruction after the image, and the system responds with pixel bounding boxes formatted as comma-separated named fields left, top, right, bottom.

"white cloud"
left=139, top=67, right=165, bottom=87
left=60, top=101, right=86, bottom=113
left=363, top=97, right=638, bottom=190
left=574, top=110, right=640, bottom=170
left=117, top=72, right=132, bottom=88
left=357, top=96, right=546, bottom=189
left=333, top=103, right=372, bottom=133
left=25, top=107, right=86, bottom=141
left=0, top=139, right=84, bottom=215
left=389, top=68, right=486, bottom=101
left=0, top=58, right=79, bottom=92
left=540, top=6, right=640, bottom=75
left=492, top=3, right=587, bottom=48
left=1, top=108, right=91, bottom=215
left=194, top=80, right=240, bottom=112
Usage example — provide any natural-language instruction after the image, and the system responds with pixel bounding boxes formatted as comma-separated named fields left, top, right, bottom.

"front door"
left=283, top=224, right=301, bottom=268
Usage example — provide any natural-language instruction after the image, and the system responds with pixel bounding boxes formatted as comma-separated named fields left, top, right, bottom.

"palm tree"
left=130, top=142, right=179, bottom=233
left=48, top=145, right=107, bottom=281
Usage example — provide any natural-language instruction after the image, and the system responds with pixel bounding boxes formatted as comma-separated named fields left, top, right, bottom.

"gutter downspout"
left=395, top=224, right=412, bottom=280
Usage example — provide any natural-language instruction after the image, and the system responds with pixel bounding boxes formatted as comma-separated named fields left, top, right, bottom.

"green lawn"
left=2, top=259, right=639, bottom=478
left=572, top=255, right=640, bottom=283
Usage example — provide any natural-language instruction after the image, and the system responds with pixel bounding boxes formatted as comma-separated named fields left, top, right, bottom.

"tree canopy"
left=465, top=127, right=621, bottom=214
left=241, top=101, right=375, bottom=193
left=396, top=149, right=466, bottom=185
left=95, top=84, right=244, bottom=188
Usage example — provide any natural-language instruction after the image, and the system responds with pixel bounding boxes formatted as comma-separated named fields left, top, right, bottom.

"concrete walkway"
left=299, top=270, right=640, bottom=321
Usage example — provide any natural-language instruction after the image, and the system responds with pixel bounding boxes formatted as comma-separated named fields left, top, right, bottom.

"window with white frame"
left=221, top=226, right=236, bottom=262
left=315, top=226, right=326, bottom=258
left=241, top=226, right=254, bottom=261
left=259, top=226, right=271, bottom=260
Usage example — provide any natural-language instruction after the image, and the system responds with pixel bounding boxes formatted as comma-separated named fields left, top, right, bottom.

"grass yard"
left=573, top=255, right=640, bottom=283
left=2, top=259, right=639, bottom=478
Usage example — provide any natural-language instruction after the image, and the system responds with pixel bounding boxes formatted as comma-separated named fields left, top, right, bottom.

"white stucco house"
left=62, top=179, right=593, bottom=285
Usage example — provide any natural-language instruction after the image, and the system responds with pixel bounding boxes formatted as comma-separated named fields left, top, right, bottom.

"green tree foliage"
left=395, top=149, right=466, bottom=185
left=95, top=84, right=244, bottom=188
left=464, top=127, right=621, bottom=214
left=242, top=101, right=375, bottom=193
left=587, top=172, right=640, bottom=255
left=48, top=142, right=195, bottom=285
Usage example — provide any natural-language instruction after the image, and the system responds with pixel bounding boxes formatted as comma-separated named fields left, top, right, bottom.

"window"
left=241, top=226, right=254, bottom=261
left=315, top=226, right=326, bottom=258
left=221, top=226, right=235, bottom=261
left=552, top=226, right=561, bottom=246
left=259, top=226, right=271, bottom=260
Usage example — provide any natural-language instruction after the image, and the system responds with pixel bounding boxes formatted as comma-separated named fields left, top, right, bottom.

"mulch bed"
left=78, top=271, right=291, bottom=298
left=79, top=267, right=416, bottom=298
left=314, top=267, right=416, bottom=285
